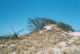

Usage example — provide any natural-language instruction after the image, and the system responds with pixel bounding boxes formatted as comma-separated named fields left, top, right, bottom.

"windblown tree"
left=28, top=17, right=74, bottom=33
left=57, top=22, right=74, bottom=32
left=28, top=17, right=57, bottom=32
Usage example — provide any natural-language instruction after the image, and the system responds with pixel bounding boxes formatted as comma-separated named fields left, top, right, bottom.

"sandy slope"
left=0, top=25, right=80, bottom=54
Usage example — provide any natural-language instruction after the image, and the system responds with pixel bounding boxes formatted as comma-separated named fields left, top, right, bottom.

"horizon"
left=0, top=0, right=80, bottom=36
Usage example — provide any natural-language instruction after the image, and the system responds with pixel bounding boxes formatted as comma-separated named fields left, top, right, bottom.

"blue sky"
left=0, top=0, right=80, bottom=35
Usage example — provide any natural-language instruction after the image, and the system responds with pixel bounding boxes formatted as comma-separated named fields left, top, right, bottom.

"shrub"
left=28, top=17, right=57, bottom=32
left=57, top=22, right=74, bottom=32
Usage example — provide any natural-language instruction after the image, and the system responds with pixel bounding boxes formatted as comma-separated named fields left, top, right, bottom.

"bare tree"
left=10, top=26, right=25, bottom=39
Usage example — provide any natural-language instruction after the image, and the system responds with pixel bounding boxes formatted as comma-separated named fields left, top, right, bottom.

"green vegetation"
left=28, top=17, right=57, bottom=32
left=28, top=17, right=74, bottom=32
left=57, top=22, right=74, bottom=32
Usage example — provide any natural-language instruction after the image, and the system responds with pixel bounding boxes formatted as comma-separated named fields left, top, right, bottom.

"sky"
left=0, top=0, right=80, bottom=35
